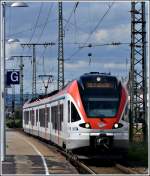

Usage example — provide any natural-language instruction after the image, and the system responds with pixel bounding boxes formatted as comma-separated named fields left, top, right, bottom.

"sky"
left=4, top=1, right=149, bottom=95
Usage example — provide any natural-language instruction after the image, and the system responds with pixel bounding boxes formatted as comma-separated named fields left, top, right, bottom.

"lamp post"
left=1, top=1, right=28, bottom=162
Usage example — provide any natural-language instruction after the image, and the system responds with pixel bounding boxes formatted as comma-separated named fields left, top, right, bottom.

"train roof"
left=24, top=72, right=117, bottom=106
left=78, top=72, right=117, bottom=82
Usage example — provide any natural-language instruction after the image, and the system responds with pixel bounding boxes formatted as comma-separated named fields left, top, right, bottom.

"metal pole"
left=38, top=74, right=53, bottom=95
left=21, top=43, right=55, bottom=98
left=141, top=2, right=147, bottom=143
left=58, top=2, right=64, bottom=90
left=10, top=55, right=32, bottom=106
left=12, top=85, right=15, bottom=127
left=1, top=2, right=6, bottom=161
left=129, top=2, right=135, bottom=142
left=32, top=45, right=36, bottom=98
left=129, top=2, right=147, bottom=143
left=19, top=57, right=24, bottom=107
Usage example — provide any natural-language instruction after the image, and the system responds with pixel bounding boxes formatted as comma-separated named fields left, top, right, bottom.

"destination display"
left=85, top=82, right=114, bottom=88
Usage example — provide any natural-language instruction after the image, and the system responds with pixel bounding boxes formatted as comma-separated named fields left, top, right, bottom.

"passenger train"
left=23, top=72, right=129, bottom=154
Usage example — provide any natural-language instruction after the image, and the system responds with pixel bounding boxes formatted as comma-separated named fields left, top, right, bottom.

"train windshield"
left=78, top=75, right=120, bottom=118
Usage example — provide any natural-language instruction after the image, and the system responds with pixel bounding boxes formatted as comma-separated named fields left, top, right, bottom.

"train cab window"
left=68, top=101, right=70, bottom=122
left=71, top=103, right=81, bottom=122
left=122, top=104, right=129, bottom=122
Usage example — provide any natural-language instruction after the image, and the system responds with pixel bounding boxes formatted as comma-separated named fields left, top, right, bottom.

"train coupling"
left=90, top=134, right=113, bottom=150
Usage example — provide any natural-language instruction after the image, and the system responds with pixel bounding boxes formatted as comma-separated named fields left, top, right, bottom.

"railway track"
left=56, top=148, right=143, bottom=174
left=23, top=130, right=146, bottom=175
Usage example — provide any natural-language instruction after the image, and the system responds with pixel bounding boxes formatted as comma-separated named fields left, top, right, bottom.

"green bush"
left=128, top=143, right=148, bottom=166
left=6, top=118, right=22, bottom=128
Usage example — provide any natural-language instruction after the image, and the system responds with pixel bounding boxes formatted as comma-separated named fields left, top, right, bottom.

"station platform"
left=2, top=129, right=78, bottom=175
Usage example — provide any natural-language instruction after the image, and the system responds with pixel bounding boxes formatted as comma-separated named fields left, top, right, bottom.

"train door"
left=49, top=105, right=52, bottom=141
left=29, top=109, right=31, bottom=133
left=45, top=105, right=49, bottom=140
left=66, top=100, right=71, bottom=145
left=31, top=109, right=34, bottom=135
left=57, top=101, right=60, bottom=145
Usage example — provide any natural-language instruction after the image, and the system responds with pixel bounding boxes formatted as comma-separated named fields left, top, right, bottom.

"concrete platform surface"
left=2, top=129, right=78, bottom=175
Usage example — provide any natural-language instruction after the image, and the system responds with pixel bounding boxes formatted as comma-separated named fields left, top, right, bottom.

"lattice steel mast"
left=58, top=2, right=64, bottom=90
left=129, top=1, right=147, bottom=143
left=21, top=42, right=55, bottom=98
left=10, top=56, right=32, bottom=107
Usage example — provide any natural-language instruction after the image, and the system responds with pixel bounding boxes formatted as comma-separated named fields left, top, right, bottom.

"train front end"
left=67, top=72, right=129, bottom=153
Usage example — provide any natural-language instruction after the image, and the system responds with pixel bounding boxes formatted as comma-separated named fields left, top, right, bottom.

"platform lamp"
left=1, top=1, right=29, bottom=162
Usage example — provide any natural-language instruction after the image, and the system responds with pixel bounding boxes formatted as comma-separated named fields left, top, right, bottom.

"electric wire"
left=66, top=2, right=115, bottom=61
left=80, top=1, right=115, bottom=47
left=7, top=18, right=57, bottom=38
left=36, top=3, right=54, bottom=43
left=28, top=2, right=44, bottom=44
left=20, top=2, right=44, bottom=56
left=64, top=2, right=79, bottom=31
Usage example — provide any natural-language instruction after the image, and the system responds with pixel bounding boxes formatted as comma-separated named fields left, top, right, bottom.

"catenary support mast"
left=58, top=2, right=64, bottom=90
left=129, top=2, right=147, bottom=143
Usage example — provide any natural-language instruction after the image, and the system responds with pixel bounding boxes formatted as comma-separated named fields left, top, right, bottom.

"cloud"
left=94, top=30, right=109, bottom=42
left=103, top=63, right=129, bottom=69
left=6, top=43, right=20, bottom=57
left=94, top=24, right=130, bottom=42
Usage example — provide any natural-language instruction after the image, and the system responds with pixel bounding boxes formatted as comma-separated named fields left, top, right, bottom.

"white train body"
left=23, top=73, right=129, bottom=151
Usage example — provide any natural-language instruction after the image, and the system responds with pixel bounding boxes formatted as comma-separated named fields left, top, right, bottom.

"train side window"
left=39, top=108, right=45, bottom=127
left=51, top=106, right=57, bottom=129
left=68, top=101, right=70, bottom=122
left=36, top=109, right=38, bottom=125
left=71, top=102, right=81, bottom=122
left=45, top=107, right=49, bottom=128
left=30, top=110, right=34, bottom=126
left=24, top=111, right=29, bottom=124
left=60, top=104, right=63, bottom=123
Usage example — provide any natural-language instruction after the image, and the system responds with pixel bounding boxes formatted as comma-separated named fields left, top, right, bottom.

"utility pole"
left=11, top=85, right=15, bottom=127
left=21, top=42, right=55, bottom=98
left=38, top=75, right=53, bottom=94
left=58, top=2, right=64, bottom=90
left=129, top=2, right=147, bottom=143
left=10, top=56, right=32, bottom=107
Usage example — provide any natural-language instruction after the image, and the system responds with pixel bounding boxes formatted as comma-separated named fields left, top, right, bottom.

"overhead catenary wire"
left=37, top=3, right=55, bottom=75
left=83, top=2, right=115, bottom=45
left=7, top=18, right=57, bottom=38
left=7, top=18, right=85, bottom=38
left=64, top=2, right=79, bottom=31
left=20, top=2, right=44, bottom=56
left=36, top=3, right=54, bottom=43
left=66, top=2, right=115, bottom=61
left=28, top=2, right=44, bottom=44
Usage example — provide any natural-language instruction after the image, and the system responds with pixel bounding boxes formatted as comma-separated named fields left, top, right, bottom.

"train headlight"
left=85, top=123, right=90, bottom=128
left=113, top=123, right=123, bottom=129
left=79, top=123, right=91, bottom=129
left=114, top=123, right=119, bottom=128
